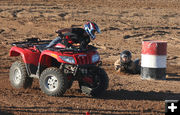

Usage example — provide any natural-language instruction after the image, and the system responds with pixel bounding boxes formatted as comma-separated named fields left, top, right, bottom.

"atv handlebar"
left=55, top=31, right=64, bottom=37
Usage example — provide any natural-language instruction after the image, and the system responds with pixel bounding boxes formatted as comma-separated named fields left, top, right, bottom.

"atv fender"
left=10, top=46, right=28, bottom=63
left=9, top=46, right=40, bottom=66
left=39, top=51, right=59, bottom=66
left=37, top=51, right=62, bottom=76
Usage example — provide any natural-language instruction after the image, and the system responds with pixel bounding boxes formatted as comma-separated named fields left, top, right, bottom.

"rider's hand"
left=55, top=30, right=62, bottom=34
left=56, top=30, right=63, bottom=37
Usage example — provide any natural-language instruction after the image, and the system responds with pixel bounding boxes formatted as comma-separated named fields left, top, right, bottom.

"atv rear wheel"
left=9, top=61, right=33, bottom=89
left=39, top=67, right=68, bottom=96
left=79, top=67, right=109, bottom=97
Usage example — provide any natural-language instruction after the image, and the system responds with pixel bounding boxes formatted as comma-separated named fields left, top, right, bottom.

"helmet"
left=84, top=21, right=101, bottom=40
left=120, top=50, right=132, bottom=63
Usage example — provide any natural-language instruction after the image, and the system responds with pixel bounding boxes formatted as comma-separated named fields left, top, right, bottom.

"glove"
left=55, top=30, right=63, bottom=37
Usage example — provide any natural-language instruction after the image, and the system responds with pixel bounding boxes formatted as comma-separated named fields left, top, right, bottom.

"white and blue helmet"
left=84, top=21, right=101, bottom=40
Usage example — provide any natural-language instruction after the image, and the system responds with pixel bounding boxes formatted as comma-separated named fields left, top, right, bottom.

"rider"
left=114, top=50, right=140, bottom=74
left=46, top=21, right=101, bottom=49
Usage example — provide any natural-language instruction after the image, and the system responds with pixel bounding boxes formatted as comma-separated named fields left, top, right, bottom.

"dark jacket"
left=62, top=28, right=90, bottom=49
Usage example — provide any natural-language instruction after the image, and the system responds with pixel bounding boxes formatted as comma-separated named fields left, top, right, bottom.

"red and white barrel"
left=141, top=40, right=167, bottom=80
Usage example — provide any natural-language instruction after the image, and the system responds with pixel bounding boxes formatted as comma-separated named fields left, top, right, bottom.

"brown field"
left=0, top=0, right=180, bottom=114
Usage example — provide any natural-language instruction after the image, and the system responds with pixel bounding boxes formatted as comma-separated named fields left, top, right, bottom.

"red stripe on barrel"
left=141, top=40, right=167, bottom=80
left=141, top=40, right=167, bottom=55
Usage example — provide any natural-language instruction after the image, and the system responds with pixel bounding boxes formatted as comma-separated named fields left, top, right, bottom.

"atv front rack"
left=47, top=45, right=97, bottom=53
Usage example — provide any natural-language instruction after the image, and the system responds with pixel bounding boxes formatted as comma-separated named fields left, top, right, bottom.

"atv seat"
left=35, top=44, right=48, bottom=52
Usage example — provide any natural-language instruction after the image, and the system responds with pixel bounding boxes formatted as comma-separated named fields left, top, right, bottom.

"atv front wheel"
left=39, top=67, right=68, bottom=96
left=79, top=67, right=109, bottom=97
left=9, top=61, right=33, bottom=89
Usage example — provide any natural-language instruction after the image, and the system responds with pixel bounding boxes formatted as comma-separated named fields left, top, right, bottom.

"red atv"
left=9, top=38, right=109, bottom=97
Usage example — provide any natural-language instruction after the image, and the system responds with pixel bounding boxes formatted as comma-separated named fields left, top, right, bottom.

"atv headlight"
left=60, top=56, right=75, bottom=64
left=92, top=53, right=100, bottom=63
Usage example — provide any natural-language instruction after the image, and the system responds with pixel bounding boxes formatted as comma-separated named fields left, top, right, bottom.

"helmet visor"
left=121, top=54, right=131, bottom=63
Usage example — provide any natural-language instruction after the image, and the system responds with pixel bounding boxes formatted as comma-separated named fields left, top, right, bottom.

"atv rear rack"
left=11, top=38, right=51, bottom=48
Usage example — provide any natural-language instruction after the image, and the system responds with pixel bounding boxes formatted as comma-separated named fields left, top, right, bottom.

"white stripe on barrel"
left=141, top=55, right=166, bottom=68
left=141, top=40, right=167, bottom=80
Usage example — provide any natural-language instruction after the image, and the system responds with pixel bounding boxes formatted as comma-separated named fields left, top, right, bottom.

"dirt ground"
left=0, top=0, right=180, bottom=114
